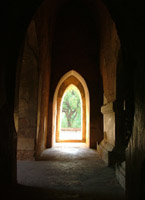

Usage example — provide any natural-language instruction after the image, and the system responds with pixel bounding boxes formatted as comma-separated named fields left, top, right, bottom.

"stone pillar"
left=97, top=98, right=125, bottom=166
left=97, top=97, right=126, bottom=189
left=97, top=102, right=115, bottom=165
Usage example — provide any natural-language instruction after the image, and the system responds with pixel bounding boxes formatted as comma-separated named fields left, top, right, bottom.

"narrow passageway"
left=16, top=147, right=125, bottom=200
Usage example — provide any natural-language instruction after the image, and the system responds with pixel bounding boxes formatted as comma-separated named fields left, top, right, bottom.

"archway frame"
left=56, top=78, right=85, bottom=142
left=52, top=70, right=90, bottom=147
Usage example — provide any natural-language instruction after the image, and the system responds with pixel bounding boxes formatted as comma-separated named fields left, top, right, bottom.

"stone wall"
left=34, top=0, right=54, bottom=158
left=104, top=1, right=145, bottom=199
left=0, top=1, right=145, bottom=199
left=96, top=1, right=121, bottom=163
left=17, top=21, right=39, bottom=160
left=95, top=1, right=126, bottom=189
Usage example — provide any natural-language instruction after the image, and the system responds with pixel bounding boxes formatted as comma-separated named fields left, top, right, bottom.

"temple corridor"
left=0, top=1, right=145, bottom=199
left=16, top=147, right=125, bottom=200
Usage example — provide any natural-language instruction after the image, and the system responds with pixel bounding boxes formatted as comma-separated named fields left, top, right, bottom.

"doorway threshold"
left=53, top=142, right=88, bottom=148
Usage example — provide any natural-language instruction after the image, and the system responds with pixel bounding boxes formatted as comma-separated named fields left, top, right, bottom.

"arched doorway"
left=59, top=84, right=83, bottom=141
left=52, top=70, right=90, bottom=147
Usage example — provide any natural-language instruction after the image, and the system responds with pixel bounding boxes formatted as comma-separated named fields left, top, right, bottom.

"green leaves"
left=61, top=86, right=81, bottom=128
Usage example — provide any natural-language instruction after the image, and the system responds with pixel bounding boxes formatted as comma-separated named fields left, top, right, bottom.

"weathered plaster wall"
left=15, top=0, right=55, bottom=159
left=98, top=2, right=120, bottom=103
left=0, top=1, right=145, bottom=199
left=96, top=0, right=121, bottom=166
left=34, top=0, right=55, bottom=158
left=104, top=1, right=145, bottom=199
left=94, top=2, right=126, bottom=190
left=126, top=54, right=145, bottom=199
left=17, top=21, right=39, bottom=160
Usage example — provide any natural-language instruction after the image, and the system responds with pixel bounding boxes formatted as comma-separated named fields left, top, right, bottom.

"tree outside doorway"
left=60, top=85, right=82, bottom=140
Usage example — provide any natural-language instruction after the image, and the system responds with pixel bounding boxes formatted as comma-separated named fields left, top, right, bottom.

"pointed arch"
left=52, top=70, right=90, bottom=147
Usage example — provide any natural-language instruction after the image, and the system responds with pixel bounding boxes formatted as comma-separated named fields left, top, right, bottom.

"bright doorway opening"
left=60, top=84, right=82, bottom=141
left=52, top=70, right=90, bottom=148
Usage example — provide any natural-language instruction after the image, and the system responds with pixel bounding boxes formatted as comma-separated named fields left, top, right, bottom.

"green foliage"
left=61, top=87, right=81, bottom=128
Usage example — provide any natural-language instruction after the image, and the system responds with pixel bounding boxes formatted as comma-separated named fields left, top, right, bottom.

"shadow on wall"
left=140, top=159, right=145, bottom=199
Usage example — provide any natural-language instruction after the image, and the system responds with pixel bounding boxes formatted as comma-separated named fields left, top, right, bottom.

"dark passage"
left=13, top=147, right=125, bottom=200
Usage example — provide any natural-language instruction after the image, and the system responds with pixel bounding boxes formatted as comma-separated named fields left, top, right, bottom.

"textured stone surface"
left=17, top=20, right=39, bottom=160
left=17, top=138, right=34, bottom=151
left=103, top=112, right=115, bottom=146
left=116, top=162, right=125, bottom=190
left=15, top=147, right=125, bottom=200
left=0, top=1, right=145, bottom=200
left=17, top=151, right=35, bottom=161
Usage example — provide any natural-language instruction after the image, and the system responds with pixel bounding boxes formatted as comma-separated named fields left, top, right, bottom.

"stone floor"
left=6, top=146, right=125, bottom=200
